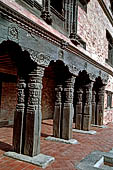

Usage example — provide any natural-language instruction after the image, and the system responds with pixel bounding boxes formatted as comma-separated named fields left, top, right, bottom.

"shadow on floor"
left=0, top=141, right=13, bottom=152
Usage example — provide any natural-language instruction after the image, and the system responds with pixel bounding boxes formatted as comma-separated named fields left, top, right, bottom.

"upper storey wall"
left=77, top=0, right=113, bottom=66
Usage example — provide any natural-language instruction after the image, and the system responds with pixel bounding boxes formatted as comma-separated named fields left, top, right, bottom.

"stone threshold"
left=4, top=152, right=55, bottom=169
left=73, top=129, right=96, bottom=135
left=91, top=124, right=107, bottom=128
left=45, top=136, right=78, bottom=144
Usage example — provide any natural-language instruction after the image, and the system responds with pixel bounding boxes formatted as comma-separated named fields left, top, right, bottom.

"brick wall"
left=77, top=0, right=113, bottom=124
left=78, top=0, right=113, bottom=64
left=41, top=70, right=56, bottom=120
left=0, top=79, right=17, bottom=126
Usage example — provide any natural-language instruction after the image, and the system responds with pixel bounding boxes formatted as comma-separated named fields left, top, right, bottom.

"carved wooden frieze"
left=22, top=47, right=51, bottom=67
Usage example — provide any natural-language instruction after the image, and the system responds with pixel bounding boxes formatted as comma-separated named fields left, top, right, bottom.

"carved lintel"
left=22, top=47, right=51, bottom=67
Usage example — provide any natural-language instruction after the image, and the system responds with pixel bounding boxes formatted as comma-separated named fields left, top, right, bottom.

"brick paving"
left=0, top=120, right=113, bottom=170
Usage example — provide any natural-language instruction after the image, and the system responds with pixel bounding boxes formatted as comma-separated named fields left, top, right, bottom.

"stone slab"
left=4, top=152, right=55, bottom=169
left=91, top=124, right=107, bottom=128
left=76, top=150, right=113, bottom=170
left=73, top=129, right=96, bottom=135
left=45, top=136, right=78, bottom=144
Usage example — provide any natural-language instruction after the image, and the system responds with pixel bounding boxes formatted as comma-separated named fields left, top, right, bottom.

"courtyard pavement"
left=0, top=120, right=113, bottom=170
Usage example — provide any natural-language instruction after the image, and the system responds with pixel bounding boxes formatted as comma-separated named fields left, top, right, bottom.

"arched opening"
left=0, top=40, right=40, bottom=157
left=41, top=60, right=73, bottom=139
left=0, top=40, right=36, bottom=127
left=74, top=70, right=92, bottom=131
left=0, top=40, right=18, bottom=127
left=92, top=77, right=104, bottom=125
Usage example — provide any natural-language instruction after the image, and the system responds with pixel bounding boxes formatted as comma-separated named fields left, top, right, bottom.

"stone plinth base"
left=91, top=124, right=107, bottom=128
left=45, top=136, right=78, bottom=144
left=73, top=129, right=96, bottom=135
left=4, top=152, right=55, bottom=169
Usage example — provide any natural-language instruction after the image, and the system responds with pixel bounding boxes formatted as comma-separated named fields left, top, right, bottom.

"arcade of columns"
left=13, top=61, right=105, bottom=157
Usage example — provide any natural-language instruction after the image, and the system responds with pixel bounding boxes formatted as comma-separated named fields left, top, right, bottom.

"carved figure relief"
left=8, top=26, right=19, bottom=42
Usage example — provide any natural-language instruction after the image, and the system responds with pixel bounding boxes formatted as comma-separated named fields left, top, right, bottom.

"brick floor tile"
left=0, top=120, right=113, bottom=169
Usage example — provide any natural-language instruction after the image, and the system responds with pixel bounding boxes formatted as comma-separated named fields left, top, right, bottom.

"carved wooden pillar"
left=96, top=86, right=105, bottom=125
left=91, top=90, right=96, bottom=124
left=53, top=85, right=63, bottom=138
left=83, top=83, right=93, bottom=131
left=24, top=66, right=44, bottom=156
left=13, top=77, right=26, bottom=154
left=41, top=0, right=52, bottom=24
left=62, top=76, right=75, bottom=140
left=75, top=88, right=83, bottom=130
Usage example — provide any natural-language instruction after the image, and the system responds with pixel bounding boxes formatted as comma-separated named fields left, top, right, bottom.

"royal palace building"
left=0, top=0, right=113, bottom=159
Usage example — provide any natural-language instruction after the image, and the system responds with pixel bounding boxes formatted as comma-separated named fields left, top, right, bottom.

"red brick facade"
left=77, top=0, right=113, bottom=124
left=0, top=0, right=113, bottom=126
